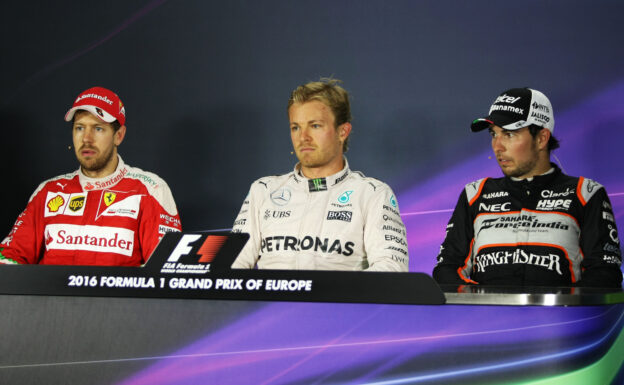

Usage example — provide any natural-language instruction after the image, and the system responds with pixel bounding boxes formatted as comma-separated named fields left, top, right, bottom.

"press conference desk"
left=0, top=233, right=622, bottom=385
left=1, top=273, right=622, bottom=385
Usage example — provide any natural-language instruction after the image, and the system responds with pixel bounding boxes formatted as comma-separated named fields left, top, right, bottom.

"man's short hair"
left=528, top=124, right=560, bottom=152
left=72, top=111, right=122, bottom=132
left=288, top=78, right=352, bottom=152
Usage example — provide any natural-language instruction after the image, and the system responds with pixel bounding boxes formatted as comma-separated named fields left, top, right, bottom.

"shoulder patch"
left=125, top=166, right=178, bottom=215
left=577, top=177, right=603, bottom=206
left=29, top=171, right=79, bottom=203
left=465, top=178, right=488, bottom=206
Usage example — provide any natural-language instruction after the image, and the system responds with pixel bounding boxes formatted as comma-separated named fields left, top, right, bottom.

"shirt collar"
left=78, top=155, right=128, bottom=191
left=293, top=157, right=351, bottom=192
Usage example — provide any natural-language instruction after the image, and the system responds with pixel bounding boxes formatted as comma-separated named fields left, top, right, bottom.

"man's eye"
left=312, top=124, right=321, bottom=129
left=291, top=126, right=299, bottom=131
left=95, top=126, right=104, bottom=131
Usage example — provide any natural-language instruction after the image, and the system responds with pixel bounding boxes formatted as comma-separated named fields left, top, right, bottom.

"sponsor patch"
left=338, top=190, right=353, bottom=204
left=482, top=191, right=509, bottom=199
left=536, top=199, right=571, bottom=211
left=44, top=224, right=135, bottom=256
left=47, top=194, right=66, bottom=213
left=44, top=192, right=87, bottom=217
left=158, top=225, right=180, bottom=235
left=475, top=248, right=563, bottom=275
left=308, top=178, right=327, bottom=192
left=540, top=188, right=575, bottom=198
left=261, top=235, right=354, bottom=256
left=327, top=211, right=352, bottom=222
left=602, top=211, right=615, bottom=222
left=68, top=196, right=86, bottom=212
left=479, top=202, right=511, bottom=212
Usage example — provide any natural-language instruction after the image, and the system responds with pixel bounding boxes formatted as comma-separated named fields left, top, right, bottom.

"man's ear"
left=114, top=125, right=126, bottom=146
left=537, top=128, right=550, bottom=150
left=339, top=122, right=352, bottom=141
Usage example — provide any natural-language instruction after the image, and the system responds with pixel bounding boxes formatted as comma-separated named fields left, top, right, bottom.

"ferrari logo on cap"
left=104, top=192, right=116, bottom=206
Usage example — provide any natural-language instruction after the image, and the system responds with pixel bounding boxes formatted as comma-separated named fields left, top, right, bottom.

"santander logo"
left=45, top=224, right=135, bottom=256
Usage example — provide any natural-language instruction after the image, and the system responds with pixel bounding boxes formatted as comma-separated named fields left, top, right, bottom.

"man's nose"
left=82, top=127, right=94, bottom=143
left=299, top=127, right=312, bottom=142
left=491, top=137, right=504, bottom=153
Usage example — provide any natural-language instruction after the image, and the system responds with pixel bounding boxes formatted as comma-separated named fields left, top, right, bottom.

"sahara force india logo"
left=477, top=215, right=569, bottom=236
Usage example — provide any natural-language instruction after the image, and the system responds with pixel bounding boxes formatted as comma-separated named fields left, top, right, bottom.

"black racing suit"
left=433, top=166, right=622, bottom=287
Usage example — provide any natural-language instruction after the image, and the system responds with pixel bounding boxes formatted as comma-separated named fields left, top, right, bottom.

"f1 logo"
left=166, top=234, right=228, bottom=263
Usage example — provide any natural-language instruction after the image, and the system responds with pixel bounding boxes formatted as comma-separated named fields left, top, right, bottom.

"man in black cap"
left=433, top=88, right=622, bottom=287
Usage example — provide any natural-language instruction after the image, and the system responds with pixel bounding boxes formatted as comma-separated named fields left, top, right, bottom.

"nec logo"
left=536, top=199, right=571, bottom=211
left=167, top=234, right=227, bottom=263
left=479, top=202, right=511, bottom=212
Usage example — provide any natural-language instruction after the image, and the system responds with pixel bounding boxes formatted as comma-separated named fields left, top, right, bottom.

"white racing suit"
left=231, top=160, right=408, bottom=271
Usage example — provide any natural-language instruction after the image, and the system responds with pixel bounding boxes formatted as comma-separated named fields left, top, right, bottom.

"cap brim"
left=470, top=112, right=526, bottom=132
left=470, top=118, right=492, bottom=132
left=64, top=105, right=116, bottom=123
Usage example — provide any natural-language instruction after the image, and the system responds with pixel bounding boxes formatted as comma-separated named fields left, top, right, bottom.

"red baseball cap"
left=64, top=87, right=126, bottom=126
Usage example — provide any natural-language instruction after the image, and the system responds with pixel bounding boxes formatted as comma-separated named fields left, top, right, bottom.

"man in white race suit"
left=231, top=79, right=408, bottom=271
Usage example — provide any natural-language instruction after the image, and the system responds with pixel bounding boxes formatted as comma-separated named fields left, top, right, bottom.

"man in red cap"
left=0, top=87, right=182, bottom=266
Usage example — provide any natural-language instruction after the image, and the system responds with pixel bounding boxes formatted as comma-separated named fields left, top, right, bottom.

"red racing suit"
left=433, top=166, right=622, bottom=287
left=0, top=156, right=182, bottom=266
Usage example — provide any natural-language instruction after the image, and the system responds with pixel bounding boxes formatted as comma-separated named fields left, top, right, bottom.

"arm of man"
left=432, top=189, right=479, bottom=285
left=577, top=184, right=622, bottom=288
left=363, top=184, right=409, bottom=272
left=0, top=187, right=47, bottom=265
left=231, top=181, right=263, bottom=269
left=139, top=180, right=182, bottom=263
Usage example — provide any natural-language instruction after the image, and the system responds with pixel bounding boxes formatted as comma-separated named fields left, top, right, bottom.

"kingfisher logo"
left=160, top=234, right=228, bottom=274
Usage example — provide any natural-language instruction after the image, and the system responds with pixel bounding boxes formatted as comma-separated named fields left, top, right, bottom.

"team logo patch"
left=338, top=190, right=353, bottom=204
left=390, top=194, right=397, bottom=208
left=99, top=194, right=141, bottom=220
left=270, top=188, right=292, bottom=206
left=104, top=192, right=117, bottom=206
